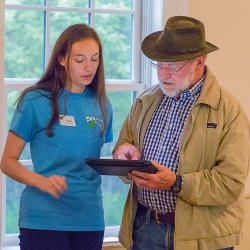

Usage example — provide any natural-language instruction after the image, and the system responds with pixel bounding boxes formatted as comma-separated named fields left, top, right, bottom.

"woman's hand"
left=1, top=132, right=68, bottom=199
left=36, top=175, right=68, bottom=198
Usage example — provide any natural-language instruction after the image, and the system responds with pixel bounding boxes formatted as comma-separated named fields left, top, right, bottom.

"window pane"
left=50, top=12, right=89, bottom=49
left=7, top=91, right=31, bottom=160
left=5, top=0, right=44, bottom=4
left=101, top=91, right=133, bottom=156
left=6, top=92, right=25, bottom=234
left=7, top=90, right=19, bottom=128
left=4, top=0, right=140, bottom=242
left=95, top=14, right=133, bottom=80
left=102, top=91, right=132, bottom=227
left=50, top=0, right=89, bottom=8
left=102, top=176, right=129, bottom=227
left=5, top=9, right=44, bottom=78
left=95, top=0, right=133, bottom=10
left=6, top=177, right=25, bottom=234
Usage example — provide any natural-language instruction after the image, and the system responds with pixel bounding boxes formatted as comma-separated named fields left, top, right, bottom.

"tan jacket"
left=114, top=68, right=250, bottom=250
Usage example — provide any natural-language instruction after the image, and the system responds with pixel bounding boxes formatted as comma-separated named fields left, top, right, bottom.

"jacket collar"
left=196, top=66, right=221, bottom=110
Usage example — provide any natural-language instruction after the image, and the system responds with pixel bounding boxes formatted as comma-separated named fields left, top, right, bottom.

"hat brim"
left=141, top=31, right=219, bottom=62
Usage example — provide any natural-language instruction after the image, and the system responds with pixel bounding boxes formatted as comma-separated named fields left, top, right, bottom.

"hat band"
left=159, top=44, right=206, bottom=54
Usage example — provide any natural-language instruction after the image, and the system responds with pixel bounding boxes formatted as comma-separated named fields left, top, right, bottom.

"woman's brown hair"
left=17, top=23, right=108, bottom=137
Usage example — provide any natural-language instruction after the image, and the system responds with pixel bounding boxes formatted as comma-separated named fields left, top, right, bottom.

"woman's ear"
left=58, top=57, right=65, bottom=66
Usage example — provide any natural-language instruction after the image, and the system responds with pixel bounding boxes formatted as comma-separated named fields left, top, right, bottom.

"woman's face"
left=61, top=38, right=100, bottom=93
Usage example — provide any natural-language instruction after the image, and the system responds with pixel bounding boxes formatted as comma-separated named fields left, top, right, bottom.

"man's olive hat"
left=141, top=16, right=219, bottom=62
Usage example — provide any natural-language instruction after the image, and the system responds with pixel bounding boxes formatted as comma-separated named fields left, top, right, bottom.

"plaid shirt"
left=138, top=76, right=205, bottom=212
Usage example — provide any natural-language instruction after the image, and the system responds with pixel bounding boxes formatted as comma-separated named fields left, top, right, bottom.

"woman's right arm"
left=0, top=131, right=67, bottom=198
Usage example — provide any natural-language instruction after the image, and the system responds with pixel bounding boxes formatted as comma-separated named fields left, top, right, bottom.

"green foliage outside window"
left=5, top=0, right=133, bottom=79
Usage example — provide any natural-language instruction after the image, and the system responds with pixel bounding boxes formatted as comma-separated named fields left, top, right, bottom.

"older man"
left=113, top=16, right=249, bottom=250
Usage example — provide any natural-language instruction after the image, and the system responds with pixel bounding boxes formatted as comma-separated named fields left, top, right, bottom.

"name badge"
left=59, top=115, right=76, bottom=127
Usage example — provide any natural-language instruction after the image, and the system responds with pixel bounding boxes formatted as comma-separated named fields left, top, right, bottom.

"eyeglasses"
left=150, top=59, right=191, bottom=73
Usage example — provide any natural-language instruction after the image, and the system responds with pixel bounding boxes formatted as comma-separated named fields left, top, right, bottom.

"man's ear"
left=197, top=55, right=207, bottom=67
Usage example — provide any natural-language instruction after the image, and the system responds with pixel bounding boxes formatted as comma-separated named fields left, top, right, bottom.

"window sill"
left=103, top=241, right=126, bottom=249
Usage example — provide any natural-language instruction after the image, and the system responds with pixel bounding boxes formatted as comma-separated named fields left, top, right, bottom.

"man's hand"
left=128, top=160, right=176, bottom=190
left=113, top=143, right=141, bottom=160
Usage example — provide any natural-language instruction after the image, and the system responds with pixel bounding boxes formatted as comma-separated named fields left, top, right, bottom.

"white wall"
left=188, top=0, right=250, bottom=117
left=170, top=1, right=250, bottom=249
left=187, top=2, right=250, bottom=249
left=162, top=1, right=250, bottom=249
left=163, top=0, right=250, bottom=119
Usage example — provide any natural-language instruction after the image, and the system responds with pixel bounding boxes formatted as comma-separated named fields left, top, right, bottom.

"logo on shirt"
left=86, top=116, right=103, bottom=128
left=207, top=122, right=217, bottom=128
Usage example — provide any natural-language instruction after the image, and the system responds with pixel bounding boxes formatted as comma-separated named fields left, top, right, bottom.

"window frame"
left=0, top=0, right=169, bottom=248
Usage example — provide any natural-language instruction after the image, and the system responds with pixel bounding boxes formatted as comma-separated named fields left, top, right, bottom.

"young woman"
left=0, top=23, right=113, bottom=250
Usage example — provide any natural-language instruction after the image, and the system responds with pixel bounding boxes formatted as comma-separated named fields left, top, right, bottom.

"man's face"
left=156, top=59, right=197, bottom=97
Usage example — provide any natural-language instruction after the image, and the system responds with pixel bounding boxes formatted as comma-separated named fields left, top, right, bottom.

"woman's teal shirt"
left=10, top=87, right=113, bottom=231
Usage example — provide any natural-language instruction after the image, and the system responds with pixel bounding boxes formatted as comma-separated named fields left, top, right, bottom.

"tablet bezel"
left=85, top=158, right=157, bottom=176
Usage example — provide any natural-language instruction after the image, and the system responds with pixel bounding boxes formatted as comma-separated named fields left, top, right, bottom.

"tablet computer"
left=85, top=158, right=157, bottom=176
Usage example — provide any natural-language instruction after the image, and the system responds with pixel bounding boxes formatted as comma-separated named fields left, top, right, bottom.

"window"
left=0, top=0, right=164, bottom=247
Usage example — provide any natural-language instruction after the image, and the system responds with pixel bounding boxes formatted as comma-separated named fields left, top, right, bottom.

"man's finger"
left=150, top=160, right=167, bottom=171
